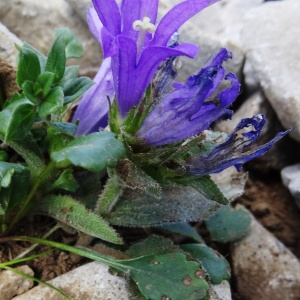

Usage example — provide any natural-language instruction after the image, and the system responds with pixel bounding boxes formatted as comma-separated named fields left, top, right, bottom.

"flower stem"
left=7, top=161, right=56, bottom=232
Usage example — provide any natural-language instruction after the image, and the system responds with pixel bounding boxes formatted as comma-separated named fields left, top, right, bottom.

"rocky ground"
left=0, top=0, right=300, bottom=299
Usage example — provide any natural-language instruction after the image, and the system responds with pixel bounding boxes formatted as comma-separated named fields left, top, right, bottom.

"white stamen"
left=133, top=17, right=156, bottom=34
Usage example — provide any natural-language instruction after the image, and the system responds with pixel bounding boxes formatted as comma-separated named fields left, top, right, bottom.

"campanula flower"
left=136, top=49, right=289, bottom=174
left=136, top=48, right=238, bottom=146
left=74, top=0, right=219, bottom=134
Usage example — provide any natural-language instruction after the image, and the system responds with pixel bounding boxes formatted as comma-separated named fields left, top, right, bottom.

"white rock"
left=0, top=0, right=102, bottom=73
left=208, top=280, right=232, bottom=300
left=281, top=163, right=300, bottom=208
left=243, top=59, right=261, bottom=93
left=0, top=23, right=22, bottom=67
left=158, top=1, right=245, bottom=82
left=241, top=0, right=300, bottom=142
left=0, top=266, right=34, bottom=300
left=159, top=0, right=262, bottom=47
left=13, top=262, right=129, bottom=300
left=210, top=166, right=248, bottom=202
left=215, top=91, right=264, bottom=134
left=0, top=23, right=21, bottom=98
left=231, top=208, right=300, bottom=300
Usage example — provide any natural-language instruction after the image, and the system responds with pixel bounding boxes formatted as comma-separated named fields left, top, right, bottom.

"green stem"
left=14, top=223, right=61, bottom=259
left=8, top=161, right=56, bottom=232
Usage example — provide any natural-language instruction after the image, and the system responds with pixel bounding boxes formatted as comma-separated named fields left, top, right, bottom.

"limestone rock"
left=208, top=280, right=232, bottom=300
left=13, top=262, right=129, bottom=300
left=231, top=208, right=300, bottom=300
left=241, top=0, right=300, bottom=142
left=0, top=0, right=102, bottom=73
left=0, top=23, right=22, bottom=68
left=0, top=23, right=21, bottom=99
left=281, top=163, right=300, bottom=209
left=159, top=0, right=262, bottom=46
left=0, top=266, right=34, bottom=300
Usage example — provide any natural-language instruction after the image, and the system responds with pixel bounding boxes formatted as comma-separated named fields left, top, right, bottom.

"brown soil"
left=236, top=176, right=300, bottom=259
left=0, top=217, right=82, bottom=281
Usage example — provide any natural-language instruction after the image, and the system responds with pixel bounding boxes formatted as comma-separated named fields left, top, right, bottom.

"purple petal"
left=188, top=72, right=240, bottom=131
left=87, top=7, right=103, bottom=44
left=87, top=8, right=117, bottom=58
left=73, top=58, right=114, bottom=135
left=187, top=115, right=290, bottom=175
left=92, top=0, right=121, bottom=36
left=112, top=36, right=199, bottom=116
left=137, top=64, right=226, bottom=145
left=150, top=0, right=219, bottom=47
left=137, top=49, right=235, bottom=146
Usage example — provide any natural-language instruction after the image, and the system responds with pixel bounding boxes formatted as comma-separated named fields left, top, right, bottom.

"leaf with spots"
left=119, top=253, right=209, bottom=300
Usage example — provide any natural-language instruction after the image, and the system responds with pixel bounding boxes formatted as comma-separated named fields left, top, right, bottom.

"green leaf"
left=121, top=253, right=208, bottom=300
left=0, top=150, right=8, bottom=162
left=36, top=72, right=55, bottom=97
left=181, top=244, right=230, bottom=284
left=59, top=66, right=79, bottom=90
left=55, top=28, right=83, bottom=59
left=0, top=162, right=31, bottom=215
left=108, top=98, right=120, bottom=135
left=126, top=235, right=181, bottom=258
left=51, top=122, right=77, bottom=136
left=206, top=205, right=251, bottom=243
left=51, top=132, right=126, bottom=172
left=22, top=81, right=40, bottom=104
left=16, top=46, right=41, bottom=87
left=45, top=33, right=66, bottom=83
left=0, top=98, right=36, bottom=141
left=96, top=174, right=123, bottom=215
left=22, top=42, right=47, bottom=72
left=159, top=223, right=204, bottom=243
left=48, top=169, right=79, bottom=192
left=63, top=77, right=94, bottom=104
left=174, top=176, right=228, bottom=205
left=47, top=124, right=74, bottom=154
left=9, top=237, right=208, bottom=300
left=31, top=194, right=123, bottom=244
left=38, top=86, right=64, bottom=117
left=105, top=162, right=222, bottom=226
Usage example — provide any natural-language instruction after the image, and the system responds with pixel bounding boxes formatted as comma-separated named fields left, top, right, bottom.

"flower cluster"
left=73, top=0, right=288, bottom=176
left=73, top=0, right=218, bottom=134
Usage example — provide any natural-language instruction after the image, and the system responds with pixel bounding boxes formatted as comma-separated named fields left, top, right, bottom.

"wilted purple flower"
left=137, top=48, right=238, bottom=146
left=187, top=114, right=289, bottom=175
left=136, top=48, right=289, bottom=173
left=74, top=0, right=219, bottom=134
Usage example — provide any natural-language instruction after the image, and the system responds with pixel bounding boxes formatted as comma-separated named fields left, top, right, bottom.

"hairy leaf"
left=106, top=181, right=222, bottom=226
left=31, top=194, right=123, bottom=244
